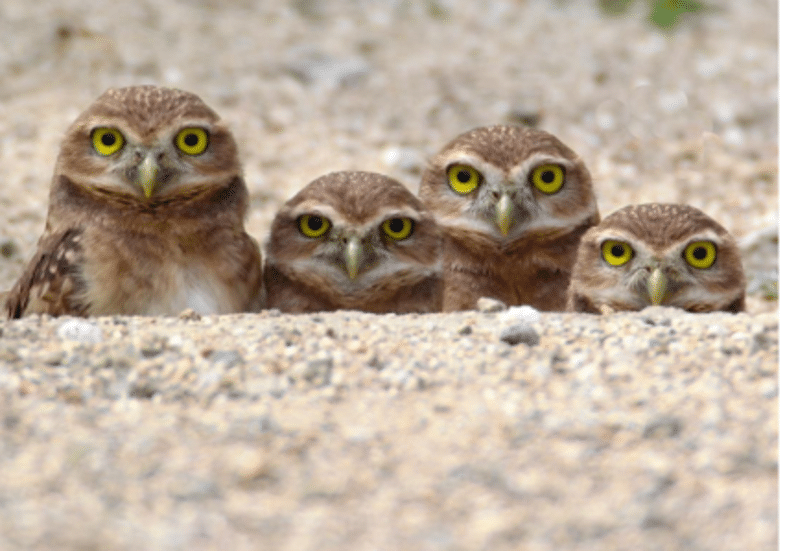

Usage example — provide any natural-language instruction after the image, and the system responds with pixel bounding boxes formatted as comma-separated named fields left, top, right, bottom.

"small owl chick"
left=6, top=85, right=263, bottom=318
left=567, top=203, right=745, bottom=313
left=264, top=171, right=443, bottom=313
left=418, top=125, right=599, bottom=311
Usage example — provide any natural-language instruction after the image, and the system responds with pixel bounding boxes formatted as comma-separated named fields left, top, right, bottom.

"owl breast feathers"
left=418, top=125, right=599, bottom=312
left=264, top=171, right=443, bottom=314
left=567, top=203, right=745, bottom=313
left=6, top=85, right=263, bottom=318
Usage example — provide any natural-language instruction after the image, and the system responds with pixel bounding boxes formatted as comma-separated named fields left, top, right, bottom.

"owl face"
left=418, top=125, right=598, bottom=245
left=569, top=204, right=746, bottom=313
left=265, top=171, right=442, bottom=304
left=55, top=86, right=240, bottom=202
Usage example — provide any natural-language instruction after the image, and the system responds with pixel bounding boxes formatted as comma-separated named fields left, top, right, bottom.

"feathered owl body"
left=418, top=125, right=599, bottom=311
left=6, top=85, right=263, bottom=318
left=264, top=171, right=443, bottom=314
left=437, top=217, right=597, bottom=311
left=567, top=203, right=745, bottom=313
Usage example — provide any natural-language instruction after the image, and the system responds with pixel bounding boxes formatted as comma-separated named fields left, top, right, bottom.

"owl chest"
left=83, top=230, right=236, bottom=315
left=445, top=236, right=571, bottom=309
left=161, top=259, right=233, bottom=315
left=493, top=256, right=567, bottom=301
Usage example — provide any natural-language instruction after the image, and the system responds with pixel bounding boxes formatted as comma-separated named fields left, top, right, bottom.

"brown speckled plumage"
left=567, top=203, right=745, bottom=313
left=264, top=171, right=443, bottom=314
left=418, top=125, right=599, bottom=312
left=6, top=85, right=263, bottom=317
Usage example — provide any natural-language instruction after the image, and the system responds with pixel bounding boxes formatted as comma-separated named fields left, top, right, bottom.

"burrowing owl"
left=5, top=85, right=263, bottom=317
left=418, top=125, right=599, bottom=312
left=567, top=203, right=745, bottom=313
left=264, top=171, right=443, bottom=313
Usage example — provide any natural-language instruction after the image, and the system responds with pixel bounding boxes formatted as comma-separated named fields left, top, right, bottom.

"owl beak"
left=344, top=236, right=362, bottom=280
left=136, top=155, right=160, bottom=199
left=495, top=193, right=514, bottom=236
left=647, top=267, right=669, bottom=305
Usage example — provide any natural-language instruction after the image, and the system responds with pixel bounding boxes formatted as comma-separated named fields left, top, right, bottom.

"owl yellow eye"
left=684, top=240, right=716, bottom=269
left=381, top=217, right=413, bottom=241
left=530, top=164, right=564, bottom=194
left=602, top=240, right=634, bottom=266
left=175, top=127, right=209, bottom=155
left=91, top=128, right=124, bottom=156
left=447, top=164, right=481, bottom=195
left=298, top=214, right=330, bottom=238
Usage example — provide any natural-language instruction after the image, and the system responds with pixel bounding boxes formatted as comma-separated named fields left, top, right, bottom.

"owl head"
left=568, top=203, right=746, bottom=313
left=53, top=85, right=241, bottom=205
left=418, top=125, right=598, bottom=246
left=265, top=171, right=443, bottom=310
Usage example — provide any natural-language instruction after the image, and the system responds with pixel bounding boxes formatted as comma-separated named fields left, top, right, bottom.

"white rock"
left=500, top=324, right=540, bottom=346
left=477, top=297, right=506, bottom=313
left=57, top=319, right=103, bottom=343
left=501, top=305, right=541, bottom=325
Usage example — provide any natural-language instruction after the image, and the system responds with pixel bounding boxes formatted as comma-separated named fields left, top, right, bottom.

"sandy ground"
left=0, top=0, right=778, bottom=549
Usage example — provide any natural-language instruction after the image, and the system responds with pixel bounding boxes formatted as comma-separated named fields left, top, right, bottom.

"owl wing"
left=227, top=230, right=266, bottom=312
left=5, top=228, right=88, bottom=318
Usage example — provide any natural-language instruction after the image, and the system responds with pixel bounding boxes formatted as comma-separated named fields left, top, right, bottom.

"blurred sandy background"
left=0, top=0, right=778, bottom=307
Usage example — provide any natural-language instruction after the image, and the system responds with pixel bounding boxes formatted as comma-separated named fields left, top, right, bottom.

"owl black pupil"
left=457, top=170, right=471, bottom=183
left=101, top=133, right=116, bottom=146
left=611, top=244, right=625, bottom=257
left=541, top=170, right=555, bottom=183
left=184, top=133, right=199, bottom=146
left=693, top=247, right=707, bottom=260
left=389, top=219, right=404, bottom=233
left=308, top=217, right=323, bottom=231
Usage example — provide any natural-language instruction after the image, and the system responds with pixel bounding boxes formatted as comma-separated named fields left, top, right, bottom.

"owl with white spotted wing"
left=6, top=85, right=263, bottom=317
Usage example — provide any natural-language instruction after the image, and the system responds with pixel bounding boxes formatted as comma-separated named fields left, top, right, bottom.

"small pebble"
left=57, top=319, right=103, bottom=343
left=302, top=358, right=333, bottom=386
left=760, top=382, right=778, bottom=399
left=501, top=305, right=541, bottom=325
left=477, top=297, right=506, bottom=313
left=178, top=308, right=202, bottom=321
left=500, top=323, right=540, bottom=346
left=640, top=306, right=675, bottom=326
left=208, top=350, right=243, bottom=369
left=642, top=417, right=683, bottom=439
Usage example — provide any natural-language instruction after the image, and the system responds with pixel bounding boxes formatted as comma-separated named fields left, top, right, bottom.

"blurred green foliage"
left=598, top=0, right=710, bottom=30
left=762, top=281, right=778, bottom=302
left=598, top=0, right=636, bottom=16
left=649, top=0, right=708, bottom=29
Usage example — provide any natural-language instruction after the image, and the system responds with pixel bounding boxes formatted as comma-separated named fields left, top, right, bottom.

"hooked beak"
left=136, top=154, right=159, bottom=199
left=344, top=236, right=362, bottom=279
left=495, top=193, right=513, bottom=236
left=647, top=267, right=669, bottom=306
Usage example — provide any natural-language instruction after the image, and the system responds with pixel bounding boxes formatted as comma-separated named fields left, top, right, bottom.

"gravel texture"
left=0, top=307, right=778, bottom=549
left=0, top=0, right=778, bottom=549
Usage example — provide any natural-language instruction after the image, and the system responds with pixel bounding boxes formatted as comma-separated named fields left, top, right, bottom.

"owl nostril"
left=491, top=190, right=501, bottom=200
